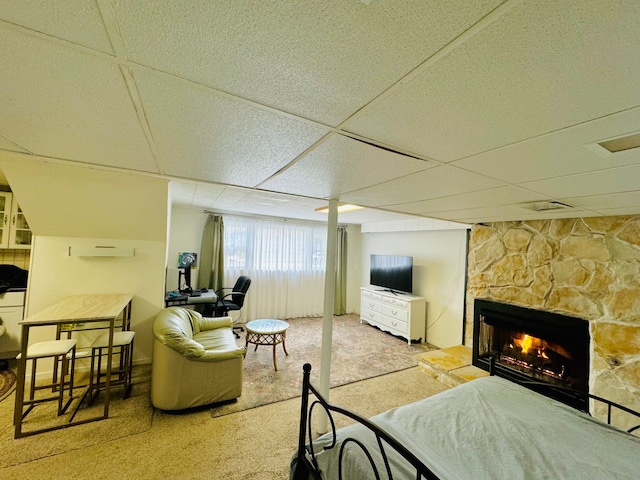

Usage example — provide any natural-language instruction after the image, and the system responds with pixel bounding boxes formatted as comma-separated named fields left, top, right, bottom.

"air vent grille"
left=598, top=132, right=640, bottom=153
left=524, top=201, right=574, bottom=212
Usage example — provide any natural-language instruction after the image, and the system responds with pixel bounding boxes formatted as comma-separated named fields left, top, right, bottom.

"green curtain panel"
left=334, top=226, right=347, bottom=315
left=198, top=214, right=225, bottom=291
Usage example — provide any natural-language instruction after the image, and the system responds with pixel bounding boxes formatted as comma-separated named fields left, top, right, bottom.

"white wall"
left=166, top=205, right=208, bottom=292
left=0, top=153, right=170, bottom=371
left=359, top=228, right=468, bottom=348
left=26, top=236, right=166, bottom=365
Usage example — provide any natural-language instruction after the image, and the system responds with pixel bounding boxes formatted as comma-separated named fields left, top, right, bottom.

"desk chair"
left=88, top=330, right=135, bottom=403
left=213, top=276, right=251, bottom=338
left=17, top=339, right=77, bottom=419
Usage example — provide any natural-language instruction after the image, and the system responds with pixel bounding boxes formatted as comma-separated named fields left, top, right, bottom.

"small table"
left=244, top=319, right=289, bottom=371
left=14, top=294, right=133, bottom=438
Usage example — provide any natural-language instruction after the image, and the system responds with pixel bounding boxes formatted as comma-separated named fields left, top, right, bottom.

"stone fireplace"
left=466, top=215, right=640, bottom=414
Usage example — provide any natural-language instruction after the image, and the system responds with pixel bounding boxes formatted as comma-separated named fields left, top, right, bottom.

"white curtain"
left=223, top=216, right=326, bottom=320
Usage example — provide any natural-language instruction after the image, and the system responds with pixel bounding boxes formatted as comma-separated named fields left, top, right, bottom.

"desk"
left=164, top=289, right=218, bottom=309
left=13, top=293, right=133, bottom=438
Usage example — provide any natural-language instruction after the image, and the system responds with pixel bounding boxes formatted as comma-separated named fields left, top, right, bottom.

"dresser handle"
left=391, top=310, right=397, bottom=316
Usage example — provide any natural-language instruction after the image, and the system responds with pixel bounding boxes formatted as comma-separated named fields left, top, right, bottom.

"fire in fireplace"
left=472, top=299, right=590, bottom=408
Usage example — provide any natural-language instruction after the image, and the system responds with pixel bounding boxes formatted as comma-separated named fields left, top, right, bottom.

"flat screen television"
left=370, top=254, right=413, bottom=294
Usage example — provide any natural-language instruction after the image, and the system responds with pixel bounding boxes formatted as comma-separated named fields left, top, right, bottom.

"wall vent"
left=524, top=201, right=574, bottom=212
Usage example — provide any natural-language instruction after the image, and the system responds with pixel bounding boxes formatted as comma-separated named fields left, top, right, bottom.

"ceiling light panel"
left=133, top=68, right=330, bottom=187
left=112, top=0, right=502, bottom=126
left=343, top=0, right=640, bottom=162
left=259, top=133, right=433, bottom=198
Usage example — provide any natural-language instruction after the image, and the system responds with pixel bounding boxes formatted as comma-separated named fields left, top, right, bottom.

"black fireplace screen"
left=473, top=299, right=590, bottom=398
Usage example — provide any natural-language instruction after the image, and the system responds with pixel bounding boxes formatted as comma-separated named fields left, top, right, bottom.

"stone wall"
left=466, top=215, right=640, bottom=420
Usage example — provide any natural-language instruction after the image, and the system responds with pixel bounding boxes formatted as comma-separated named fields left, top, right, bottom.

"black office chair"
left=213, top=276, right=251, bottom=338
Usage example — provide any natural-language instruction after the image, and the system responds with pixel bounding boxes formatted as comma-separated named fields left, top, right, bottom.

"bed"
left=291, top=363, right=640, bottom=480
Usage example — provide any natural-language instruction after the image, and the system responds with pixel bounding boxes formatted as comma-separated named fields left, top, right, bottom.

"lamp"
left=315, top=204, right=364, bottom=214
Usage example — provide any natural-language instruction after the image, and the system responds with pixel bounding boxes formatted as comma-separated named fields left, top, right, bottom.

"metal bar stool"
left=16, top=339, right=77, bottom=419
left=88, top=331, right=135, bottom=403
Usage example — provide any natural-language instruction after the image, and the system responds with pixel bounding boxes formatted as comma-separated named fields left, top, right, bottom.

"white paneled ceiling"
left=1, top=0, right=639, bottom=225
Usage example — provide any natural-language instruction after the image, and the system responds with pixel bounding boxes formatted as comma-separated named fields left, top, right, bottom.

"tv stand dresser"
left=360, top=287, right=426, bottom=345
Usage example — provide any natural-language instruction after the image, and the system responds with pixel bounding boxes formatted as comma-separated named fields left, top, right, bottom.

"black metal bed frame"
left=292, top=363, right=640, bottom=480
left=293, top=363, right=441, bottom=480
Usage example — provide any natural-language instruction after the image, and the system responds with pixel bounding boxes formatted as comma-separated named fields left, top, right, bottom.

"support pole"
left=318, top=198, right=338, bottom=433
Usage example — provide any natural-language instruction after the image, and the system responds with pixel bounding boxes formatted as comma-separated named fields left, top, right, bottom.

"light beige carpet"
left=210, top=314, right=435, bottom=418
left=0, top=366, right=449, bottom=480
left=0, top=364, right=153, bottom=469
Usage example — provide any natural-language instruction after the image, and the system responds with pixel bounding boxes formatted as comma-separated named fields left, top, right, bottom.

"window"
left=224, top=216, right=326, bottom=272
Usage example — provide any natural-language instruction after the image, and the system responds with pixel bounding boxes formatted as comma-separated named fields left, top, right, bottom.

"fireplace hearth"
left=472, top=299, right=590, bottom=408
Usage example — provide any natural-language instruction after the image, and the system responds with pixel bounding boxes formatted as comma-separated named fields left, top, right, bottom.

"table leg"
left=272, top=342, right=278, bottom=371
left=13, top=324, right=29, bottom=437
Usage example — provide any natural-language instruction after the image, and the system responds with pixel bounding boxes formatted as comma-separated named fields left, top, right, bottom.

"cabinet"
left=0, top=290, right=26, bottom=359
left=360, top=287, right=426, bottom=345
left=0, top=192, right=32, bottom=249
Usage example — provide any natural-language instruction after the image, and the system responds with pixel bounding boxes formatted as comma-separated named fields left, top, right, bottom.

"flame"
left=514, top=334, right=546, bottom=355
left=520, top=334, right=533, bottom=354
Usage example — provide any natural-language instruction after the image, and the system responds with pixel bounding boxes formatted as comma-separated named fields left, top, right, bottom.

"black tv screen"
left=370, top=254, right=413, bottom=294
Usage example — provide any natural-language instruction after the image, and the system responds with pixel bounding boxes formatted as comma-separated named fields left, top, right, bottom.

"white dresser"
left=360, top=287, right=426, bottom=344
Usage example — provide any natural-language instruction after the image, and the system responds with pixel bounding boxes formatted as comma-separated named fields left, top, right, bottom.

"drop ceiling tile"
left=134, top=69, right=330, bottom=188
left=390, top=186, right=550, bottom=215
left=0, top=136, right=29, bottom=154
left=451, top=108, right=640, bottom=184
left=0, top=0, right=114, bottom=53
left=563, top=191, right=640, bottom=210
left=430, top=205, right=594, bottom=224
left=344, top=0, right=640, bottom=162
left=0, top=28, right=156, bottom=171
left=260, top=133, right=433, bottom=198
left=341, top=165, right=504, bottom=207
left=521, top=164, right=640, bottom=199
left=112, top=0, right=501, bottom=125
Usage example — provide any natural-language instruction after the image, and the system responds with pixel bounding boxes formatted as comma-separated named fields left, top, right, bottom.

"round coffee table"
left=244, top=319, right=289, bottom=371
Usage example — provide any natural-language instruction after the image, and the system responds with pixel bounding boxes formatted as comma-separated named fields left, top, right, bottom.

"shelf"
left=68, top=246, right=135, bottom=257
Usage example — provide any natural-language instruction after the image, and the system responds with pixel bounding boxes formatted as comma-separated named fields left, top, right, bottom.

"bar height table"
left=13, top=293, right=133, bottom=438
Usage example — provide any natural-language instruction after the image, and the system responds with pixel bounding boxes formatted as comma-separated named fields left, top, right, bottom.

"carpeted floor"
left=1, top=366, right=449, bottom=480
left=0, top=315, right=441, bottom=475
left=210, top=314, right=436, bottom=417
left=0, top=365, right=153, bottom=469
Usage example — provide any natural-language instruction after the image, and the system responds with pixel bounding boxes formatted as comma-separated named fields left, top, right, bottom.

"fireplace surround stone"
left=466, top=215, right=640, bottom=415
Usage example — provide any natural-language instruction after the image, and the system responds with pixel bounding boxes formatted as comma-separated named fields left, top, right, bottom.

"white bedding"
left=309, top=376, right=640, bottom=479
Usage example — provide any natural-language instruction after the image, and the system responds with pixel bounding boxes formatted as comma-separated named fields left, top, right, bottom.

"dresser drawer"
left=386, top=297, right=409, bottom=309
left=361, top=307, right=382, bottom=324
left=362, top=298, right=382, bottom=313
left=380, top=314, right=407, bottom=333
left=382, top=304, right=408, bottom=322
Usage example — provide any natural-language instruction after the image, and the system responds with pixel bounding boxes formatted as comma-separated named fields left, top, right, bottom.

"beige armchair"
left=151, top=307, right=245, bottom=410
